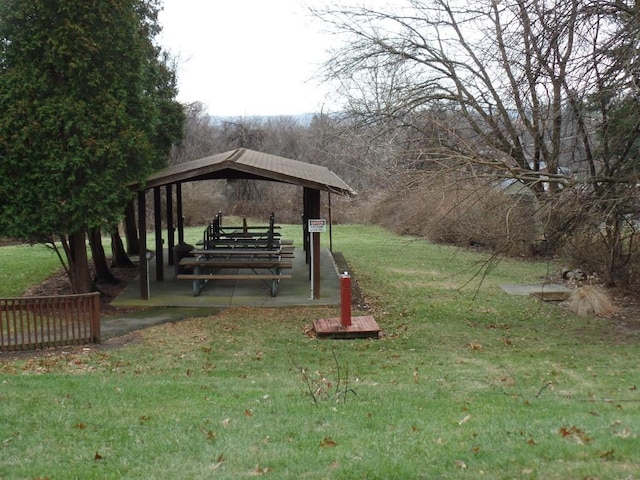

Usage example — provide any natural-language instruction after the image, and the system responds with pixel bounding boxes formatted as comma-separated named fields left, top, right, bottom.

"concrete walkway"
left=100, top=307, right=217, bottom=339
left=100, top=247, right=342, bottom=339
left=111, top=247, right=341, bottom=308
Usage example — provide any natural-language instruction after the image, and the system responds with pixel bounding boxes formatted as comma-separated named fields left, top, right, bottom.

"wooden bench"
left=179, top=258, right=293, bottom=270
left=177, top=274, right=292, bottom=281
left=177, top=272, right=292, bottom=297
left=190, top=248, right=282, bottom=255
left=204, top=213, right=281, bottom=250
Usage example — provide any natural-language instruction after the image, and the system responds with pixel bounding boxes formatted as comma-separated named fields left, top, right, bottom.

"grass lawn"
left=0, top=243, right=63, bottom=297
left=1, top=225, right=639, bottom=479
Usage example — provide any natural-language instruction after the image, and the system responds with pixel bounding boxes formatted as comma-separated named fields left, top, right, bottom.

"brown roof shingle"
left=131, top=148, right=356, bottom=196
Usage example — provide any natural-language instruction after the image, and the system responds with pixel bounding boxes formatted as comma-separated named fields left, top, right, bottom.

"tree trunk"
left=88, top=227, right=119, bottom=285
left=111, top=227, right=135, bottom=268
left=64, top=231, right=94, bottom=294
left=124, top=199, right=139, bottom=255
left=603, top=214, right=629, bottom=288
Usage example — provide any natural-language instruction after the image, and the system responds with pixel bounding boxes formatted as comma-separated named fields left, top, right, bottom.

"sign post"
left=308, top=219, right=326, bottom=299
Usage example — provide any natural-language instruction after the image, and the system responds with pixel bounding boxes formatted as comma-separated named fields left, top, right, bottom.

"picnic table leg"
left=270, top=267, right=280, bottom=297
left=193, top=265, right=202, bottom=296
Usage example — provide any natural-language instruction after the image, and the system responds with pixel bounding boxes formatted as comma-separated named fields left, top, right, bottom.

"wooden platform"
left=531, top=291, right=571, bottom=302
left=313, top=315, right=380, bottom=339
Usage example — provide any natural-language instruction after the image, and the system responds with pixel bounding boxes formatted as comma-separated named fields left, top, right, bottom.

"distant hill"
left=208, top=113, right=315, bottom=126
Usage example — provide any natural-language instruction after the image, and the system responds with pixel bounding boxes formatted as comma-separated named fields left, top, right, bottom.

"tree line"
left=308, top=0, right=640, bottom=288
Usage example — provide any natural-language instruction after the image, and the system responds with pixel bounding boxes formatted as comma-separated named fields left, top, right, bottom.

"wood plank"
left=179, top=259, right=292, bottom=269
left=313, top=316, right=381, bottom=339
left=190, top=248, right=283, bottom=256
left=180, top=257, right=291, bottom=265
left=217, top=225, right=282, bottom=231
left=177, top=274, right=292, bottom=281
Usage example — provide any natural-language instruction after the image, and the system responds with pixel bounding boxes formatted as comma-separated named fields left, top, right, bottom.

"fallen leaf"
left=244, top=409, right=253, bottom=418
left=455, top=460, right=467, bottom=469
left=73, top=422, right=87, bottom=430
left=320, top=437, right=337, bottom=447
left=600, top=449, right=615, bottom=460
left=94, top=451, right=103, bottom=461
left=458, top=414, right=471, bottom=425
left=613, top=427, right=632, bottom=439
left=211, top=454, right=225, bottom=470
left=221, top=418, right=231, bottom=427
left=559, top=425, right=591, bottom=444
left=251, top=465, right=270, bottom=475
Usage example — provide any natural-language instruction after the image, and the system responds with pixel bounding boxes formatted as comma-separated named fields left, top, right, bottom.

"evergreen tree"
left=0, top=0, right=184, bottom=293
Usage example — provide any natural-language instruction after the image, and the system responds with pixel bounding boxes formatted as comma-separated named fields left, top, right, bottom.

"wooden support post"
left=176, top=182, right=184, bottom=245
left=312, top=231, right=321, bottom=299
left=166, top=184, right=174, bottom=265
left=304, top=187, right=321, bottom=272
left=328, top=192, right=333, bottom=253
left=154, top=187, right=164, bottom=281
left=303, top=189, right=310, bottom=263
left=138, top=190, right=149, bottom=300
left=90, top=292, right=101, bottom=343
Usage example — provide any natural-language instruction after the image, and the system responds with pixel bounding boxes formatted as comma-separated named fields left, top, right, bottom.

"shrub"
left=369, top=173, right=539, bottom=256
left=565, top=285, right=616, bottom=316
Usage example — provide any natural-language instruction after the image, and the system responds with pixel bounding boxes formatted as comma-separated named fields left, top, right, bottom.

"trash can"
left=173, top=242, right=195, bottom=276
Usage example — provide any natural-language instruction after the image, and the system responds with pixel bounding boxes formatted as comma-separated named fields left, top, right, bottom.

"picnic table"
left=176, top=213, right=294, bottom=297
left=202, top=212, right=281, bottom=250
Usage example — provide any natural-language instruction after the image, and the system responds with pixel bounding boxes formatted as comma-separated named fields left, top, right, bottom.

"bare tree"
left=171, top=102, right=221, bottom=164
left=312, top=0, right=640, bottom=286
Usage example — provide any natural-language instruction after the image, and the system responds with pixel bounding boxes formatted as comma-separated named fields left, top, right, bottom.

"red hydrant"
left=340, top=272, right=352, bottom=327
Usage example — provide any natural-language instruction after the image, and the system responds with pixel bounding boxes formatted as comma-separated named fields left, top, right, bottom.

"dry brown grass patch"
left=565, top=285, right=616, bottom=317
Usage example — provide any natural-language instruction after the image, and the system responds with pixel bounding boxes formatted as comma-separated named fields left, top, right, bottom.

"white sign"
left=308, top=219, right=326, bottom=233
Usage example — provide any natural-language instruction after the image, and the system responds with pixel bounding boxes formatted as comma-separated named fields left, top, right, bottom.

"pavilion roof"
left=131, top=148, right=356, bottom=196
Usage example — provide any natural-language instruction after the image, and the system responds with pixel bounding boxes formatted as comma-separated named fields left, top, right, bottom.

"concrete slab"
left=111, top=247, right=341, bottom=308
left=500, top=283, right=572, bottom=296
left=100, top=307, right=215, bottom=339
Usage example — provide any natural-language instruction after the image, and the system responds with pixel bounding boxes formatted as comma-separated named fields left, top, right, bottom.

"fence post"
left=90, top=292, right=101, bottom=344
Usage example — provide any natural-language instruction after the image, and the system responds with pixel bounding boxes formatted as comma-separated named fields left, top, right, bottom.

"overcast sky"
left=157, top=0, right=339, bottom=117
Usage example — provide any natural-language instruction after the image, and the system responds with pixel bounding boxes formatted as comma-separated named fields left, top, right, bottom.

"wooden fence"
left=0, top=293, right=101, bottom=351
